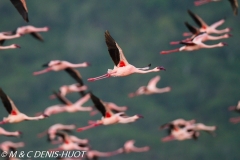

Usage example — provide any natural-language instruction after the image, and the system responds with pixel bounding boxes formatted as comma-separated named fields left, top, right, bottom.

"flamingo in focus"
left=122, top=140, right=150, bottom=153
left=194, top=0, right=238, bottom=15
left=76, top=92, right=143, bottom=132
left=161, top=32, right=227, bottom=54
left=10, top=0, right=28, bottom=22
left=229, top=101, right=240, bottom=123
left=49, top=131, right=89, bottom=151
left=88, top=30, right=165, bottom=82
left=37, top=123, right=76, bottom=142
left=33, top=60, right=90, bottom=76
left=4, top=25, right=49, bottom=42
left=183, top=10, right=231, bottom=37
left=0, top=127, right=22, bottom=137
left=170, top=22, right=231, bottom=45
left=129, top=75, right=171, bottom=97
left=90, top=101, right=128, bottom=116
left=0, top=88, right=48, bottom=124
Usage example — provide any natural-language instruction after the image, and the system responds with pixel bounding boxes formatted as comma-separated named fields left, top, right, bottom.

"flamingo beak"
left=137, top=114, right=144, bottom=119
left=85, top=62, right=91, bottom=66
left=158, top=66, right=166, bottom=71
left=14, top=44, right=21, bottom=48
left=43, top=114, right=49, bottom=118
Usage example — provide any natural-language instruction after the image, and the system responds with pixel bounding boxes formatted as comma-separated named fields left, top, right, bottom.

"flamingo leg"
left=76, top=123, right=102, bottom=132
left=33, top=68, right=52, bottom=75
left=160, top=48, right=180, bottom=54
left=170, top=41, right=181, bottom=45
left=161, top=135, right=175, bottom=142
left=183, top=32, right=193, bottom=37
left=194, top=0, right=212, bottom=6
left=88, top=73, right=111, bottom=82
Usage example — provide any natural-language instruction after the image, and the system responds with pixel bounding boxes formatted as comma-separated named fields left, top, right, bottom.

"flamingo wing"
left=147, top=76, right=160, bottom=89
left=53, top=91, right=72, bottom=106
left=90, top=92, right=113, bottom=117
left=10, top=0, right=29, bottom=22
left=187, top=10, right=208, bottom=28
left=0, top=88, right=20, bottom=114
left=105, top=30, right=129, bottom=67
left=184, top=22, right=199, bottom=35
left=192, top=32, right=207, bottom=44
left=229, top=0, right=238, bottom=15
left=30, top=32, right=44, bottom=42
left=55, top=131, right=69, bottom=142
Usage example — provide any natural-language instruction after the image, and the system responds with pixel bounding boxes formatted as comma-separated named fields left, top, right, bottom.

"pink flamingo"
left=229, top=101, right=240, bottom=123
left=88, top=30, right=165, bottom=82
left=161, top=32, right=227, bottom=54
left=84, top=148, right=123, bottom=160
left=122, top=140, right=150, bottom=153
left=37, top=123, right=76, bottom=142
left=90, top=101, right=128, bottom=116
left=10, top=0, right=28, bottom=22
left=0, top=127, right=22, bottom=137
left=76, top=92, right=143, bottom=132
left=129, top=75, right=171, bottom=97
left=0, top=44, right=21, bottom=50
left=183, top=10, right=231, bottom=37
left=194, top=0, right=238, bottom=15
left=0, top=88, right=48, bottom=124
left=0, top=141, right=25, bottom=152
left=33, top=60, right=90, bottom=76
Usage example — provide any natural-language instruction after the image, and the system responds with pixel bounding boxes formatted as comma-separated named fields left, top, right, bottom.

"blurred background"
left=0, top=0, right=239, bottom=159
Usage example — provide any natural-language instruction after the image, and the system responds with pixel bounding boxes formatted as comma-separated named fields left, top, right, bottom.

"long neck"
left=118, top=116, right=138, bottom=123
left=210, top=19, right=225, bottom=29
left=194, top=123, right=216, bottom=131
left=0, top=34, right=20, bottom=40
left=134, top=68, right=158, bottom=74
left=130, top=146, right=149, bottom=152
left=0, top=45, right=15, bottom=50
left=24, top=115, right=44, bottom=121
left=199, top=42, right=222, bottom=49
left=155, top=87, right=171, bottom=93
left=68, top=63, right=87, bottom=68
left=206, top=34, right=228, bottom=41
left=92, top=148, right=123, bottom=157
left=209, top=28, right=230, bottom=34
left=0, top=130, right=18, bottom=136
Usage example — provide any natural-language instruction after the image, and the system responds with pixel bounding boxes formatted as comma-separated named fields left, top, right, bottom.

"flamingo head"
left=157, top=66, right=166, bottom=71
left=14, top=44, right=21, bottom=48
left=136, top=114, right=144, bottom=119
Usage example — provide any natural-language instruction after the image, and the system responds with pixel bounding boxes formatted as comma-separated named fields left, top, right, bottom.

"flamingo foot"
left=87, top=73, right=111, bottom=82
left=76, top=123, right=101, bottom=132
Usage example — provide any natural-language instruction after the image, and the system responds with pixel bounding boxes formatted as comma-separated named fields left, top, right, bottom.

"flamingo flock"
left=0, top=1, right=239, bottom=160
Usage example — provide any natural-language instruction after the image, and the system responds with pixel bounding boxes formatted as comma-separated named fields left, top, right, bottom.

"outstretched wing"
left=147, top=75, right=160, bottom=89
left=184, top=22, right=199, bottom=35
left=30, top=32, right=44, bottom=42
left=105, top=30, right=129, bottom=67
left=53, top=91, right=72, bottom=105
left=188, top=10, right=208, bottom=28
left=0, top=88, right=20, bottom=114
left=229, top=0, right=238, bottom=15
left=64, top=68, right=86, bottom=96
left=10, top=0, right=29, bottom=22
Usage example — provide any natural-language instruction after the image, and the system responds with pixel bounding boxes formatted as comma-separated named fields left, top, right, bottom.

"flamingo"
left=10, top=0, right=28, bottom=22
left=64, top=68, right=88, bottom=97
left=122, top=140, right=150, bottom=153
left=229, top=101, right=240, bottom=123
left=183, top=10, right=231, bottom=37
left=84, top=148, right=123, bottom=160
left=0, top=44, right=21, bottom=50
left=191, top=123, right=217, bottom=136
left=128, top=75, right=171, bottom=97
left=0, top=32, right=21, bottom=45
left=53, top=91, right=93, bottom=113
left=5, top=25, right=50, bottom=42
left=87, top=30, right=165, bottom=82
left=161, top=32, right=227, bottom=54
left=194, top=0, right=238, bottom=15
left=0, top=88, right=48, bottom=124
left=51, top=134, right=88, bottom=145
left=37, top=123, right=76, bottom=142
left=90, top=101, right=128, bottom=116
left=171, top=22, right=231, bottom=45
left=0, top=127, right=22, bottom=137
left=76, top=92, right=143, bottom=132
left=49, top=84, right=88, bottom=99
left=49, top=131, right=89, bottom=151
left=0, top=141, right=25, bottom=153
left=160, top=119, right=196, bottom=130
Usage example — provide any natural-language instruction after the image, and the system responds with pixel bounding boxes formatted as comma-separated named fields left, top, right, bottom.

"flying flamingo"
left=49, top=84, right=87, bottom=99
left=37, top=123, right=76, bottom=142
left=183, top=10, right=231, bottom=37
left=53, top=91, right=93, bottom=113
left=229, top=101, right=240, bottom=123
left=0, top=32, right=21, bottom=45
left=10, top=0, right=28, bottom=22
left=49, top=131, right=89, bottom=151
left=33, top=60, right=90, bottom=76
left=90, top=101, right=128, bottom=116
left=0, top=44, right=21, bottom=50
left=160, top=118, right=196, bottom=130
left=128, top=75, right=171, bottom=97
left=194, top=0, right=238, bottom=15
left=170, top=22, right=231, bottom=45
left=87, top=30, right=165, bottom=82
left=51, top=134, right=89, bottom=145
left=161, top=32, right=227, bottom=54
left=0, top=88, right=48, bottom=124
left=5, top=25, right=50, bottom=42
left=84, top=148, right=123, bottom=160
left=0, top=141, right=25, bottom=153
left=0, top=127, right=22, bottom=137
left=122, top=140, right=150, bottom=153
left=76, top=92, right=143, bottom=132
